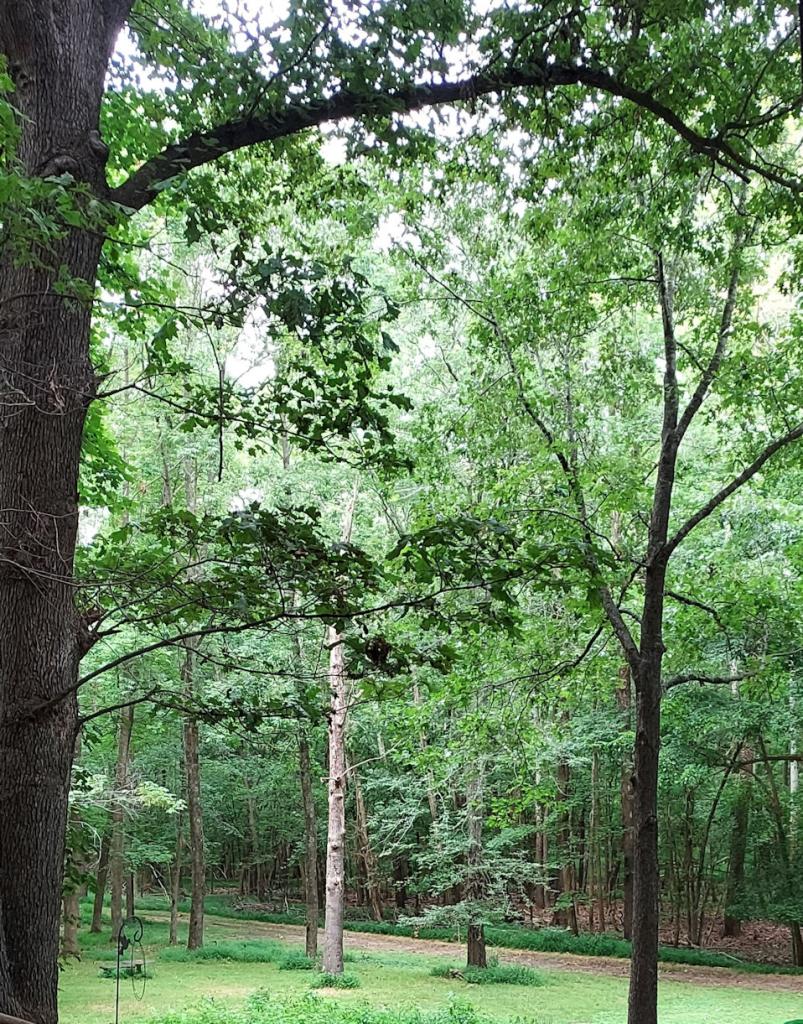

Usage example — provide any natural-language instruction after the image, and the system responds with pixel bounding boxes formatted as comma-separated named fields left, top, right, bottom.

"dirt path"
left=149, top=911, right=803, bottom=994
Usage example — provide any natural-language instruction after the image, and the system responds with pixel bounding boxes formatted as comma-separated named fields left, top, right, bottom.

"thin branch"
left=663, top=670, right=754, bottom=691
left=665, top=421, right=803, bottom=557
left=79, top=688, right=159, bottom=726
left=675, top=248, right=743, bottom=441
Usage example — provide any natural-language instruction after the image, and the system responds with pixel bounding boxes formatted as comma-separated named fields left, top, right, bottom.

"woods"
left=1, top=3, right=803, bottom=1024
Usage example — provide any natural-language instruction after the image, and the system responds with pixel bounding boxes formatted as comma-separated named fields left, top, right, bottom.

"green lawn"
left=59, top=916, right=803, bottom=1024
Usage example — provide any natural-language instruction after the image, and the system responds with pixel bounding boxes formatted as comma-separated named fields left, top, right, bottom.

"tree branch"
left=664, top=421, right=803, bottom=557
left=675, top=248, right=742, bottom=441
left=663, top=670, right=754, bottom=691
left=111, top=60, right=803, bottom=211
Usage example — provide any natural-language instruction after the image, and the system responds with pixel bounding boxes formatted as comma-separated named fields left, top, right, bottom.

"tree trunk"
left=125, top=873, right=135, bottom=920
left=465, top=764, right=487, bottom=968
left=169, top=812, right=183, bottom=946
left=181, top=457, right=205, bottom=950
left=110, top=705, right=135, bottom=940
left=298, top=725, right=319, bottom=959
left=90, top=834, right=111, bottom=933
left=617, top=665, right=635, bottom=939
left=352, top=761, right=384, bottom=923
left=627, top=662, right=662, bottom=1024
left=0, top=5, right=122, bottom=1018
left=182, top=640, right=205, bottom=950
left=322, top=625, right=349, bottom=975
left=61, top=892, right=81, bottom=961
left=721, top=781, right=748, bottom=937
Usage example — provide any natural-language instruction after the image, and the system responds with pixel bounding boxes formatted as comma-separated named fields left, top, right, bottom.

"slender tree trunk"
left=352, top=761, right=384, bottom=923
left=110, top=705, right=135, bottom=940
left=181, top=457, right=205, bottom=950
left=182, top=639, right=205, bottom=950
left=466, top=764, right=487, bottom=968
left=169, top=812, right=183, bottom=945
left=322, top=625, right=349, bottom=974
left=298, top=725, right=319, bottom=958
left=125, top=873, right=135, bottom=920
left=627, top=658, right=662, bottom=1024
left=616, top=665, right=635, bottom=939
left=590, top=749, right=606, bottom=932
left=91, top=834, right=111, bottom=933
left=322, top=487, right=357, bottom=975
left=61, top=890, right=81, bottom=960
left=722, top=781, right=749, bottom=937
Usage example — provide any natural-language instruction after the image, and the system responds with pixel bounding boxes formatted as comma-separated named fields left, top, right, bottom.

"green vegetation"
left=310, top=972, right=361, bottom=990
left=279, top=952, right=318, bottom=971
left=159, top=941, right=281, bottom=964
left=430, top=963, right=545, bottom=987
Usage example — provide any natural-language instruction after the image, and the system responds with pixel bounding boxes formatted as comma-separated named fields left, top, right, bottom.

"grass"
left=152, top=894, right=802, bottom=977
left=430, top=963, right=545, bottom=986
left=310, top=971, right=360, bottom=989
left=59, top=909, right=803, bottom=1024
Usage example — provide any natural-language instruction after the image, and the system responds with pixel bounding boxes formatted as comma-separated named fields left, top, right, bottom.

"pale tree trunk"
left=110, top=705, right=134, bottom=940
left=322, top=487, right=357, bottom=975
left=298, top=726, right=319, bottom=958
left=283, top=436, right=320, bottom=958
left=322, top=626, right=349, bottom=974
left=181, top=457, right=205, bottom=950
left=351, top=759, right=384, bottom=923
left=466, top=763, right=487, bottom=968
left=90, top=834, right=111, bottom=933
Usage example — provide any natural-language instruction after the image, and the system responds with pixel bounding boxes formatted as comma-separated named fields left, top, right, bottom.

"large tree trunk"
left=110, top=705, right=135, bottom=940
left=0, top=6, right=121, bottom=1019
left=298, top=726, right=319, bottom=959
left=322, top=626, right=349, bottom=975
left=90, top=833, right=111, bottom=933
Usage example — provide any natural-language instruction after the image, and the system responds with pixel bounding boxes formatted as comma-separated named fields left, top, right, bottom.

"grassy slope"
left=60, top=913, right=803, bottom=1024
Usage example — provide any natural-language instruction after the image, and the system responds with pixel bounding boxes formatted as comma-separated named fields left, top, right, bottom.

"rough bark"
left=109, top=705, right=134, bottom=940
left=90, top=834, right=110, bottom=933
left=298, top=726, right=319, bottom=959
left=0, top=5, right=121, bottom=1018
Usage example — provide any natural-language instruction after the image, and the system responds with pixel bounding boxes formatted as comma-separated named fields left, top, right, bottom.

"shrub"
left=279, top=950, right=317, bottom=971
left=160, top=940, right=280, bottom=963
left=310, top=971, right=361, bottom=989
left=430, top=962, right=545, bottom=986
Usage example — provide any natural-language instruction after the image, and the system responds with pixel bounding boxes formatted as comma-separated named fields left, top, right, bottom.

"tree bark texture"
left=322, top=626, right=349, bottom=974
left=298, top=726, right=319, bottom=958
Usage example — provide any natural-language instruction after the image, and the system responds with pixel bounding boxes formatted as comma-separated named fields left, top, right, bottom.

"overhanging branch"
left=111, top=60, right=803, bottom=211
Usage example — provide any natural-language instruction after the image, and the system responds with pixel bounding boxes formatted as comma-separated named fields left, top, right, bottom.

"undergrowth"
left=310, top=971, right=360, bottom=989
left=431, top=962, right=545, bottom=986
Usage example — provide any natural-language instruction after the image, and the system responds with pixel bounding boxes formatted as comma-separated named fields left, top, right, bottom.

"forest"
left=1, top=4, right=803, bottom=1024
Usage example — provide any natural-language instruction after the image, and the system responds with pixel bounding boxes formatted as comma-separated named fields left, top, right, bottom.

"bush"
left=160, top=940, right=280, bottom=963
left=279, top=951, right=317, bottom=971
left=430, top=962, right=545, bottom=986
left=310, top=971, right=361, bottom=989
